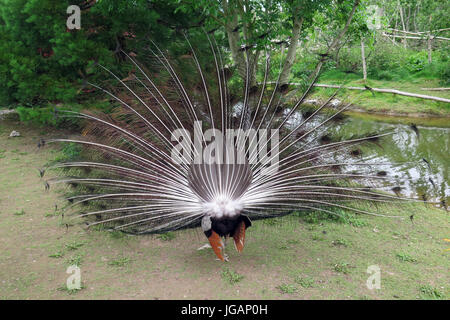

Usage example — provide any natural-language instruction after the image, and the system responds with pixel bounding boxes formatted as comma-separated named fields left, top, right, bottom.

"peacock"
left=40, top=32, right=425, bottom=262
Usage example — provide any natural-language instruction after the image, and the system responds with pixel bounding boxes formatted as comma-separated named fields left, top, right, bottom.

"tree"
left=0, top=0, right=190, bottom=106
left=175, top=0, right=364, bottom=87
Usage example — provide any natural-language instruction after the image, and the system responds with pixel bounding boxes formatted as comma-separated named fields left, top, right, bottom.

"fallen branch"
left=387, top=27, right=450, bottom=34
left=420, top=88, right=450, bottom=91
left=382, top=32, right=450, bottom=41
left=312, top=84, right=450, bottom=103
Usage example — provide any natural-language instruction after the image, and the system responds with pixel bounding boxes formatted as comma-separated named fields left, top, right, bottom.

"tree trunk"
left=427, top=32, right=432, bottom=63
left=427, top=15, right=433, bottom=63
left=223, top=0, right=259, bottom=87
left=223, top=1, right=246, bottom=81
left=279, top=15, right=304, bottom=85
left=361, top=38, right=367, bottom=81
left=308, top=0, right=361, bottom=83
left=399, top=5, right=407, bottom=48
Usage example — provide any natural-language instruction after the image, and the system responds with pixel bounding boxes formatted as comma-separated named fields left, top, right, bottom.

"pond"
left=309, top=112, right=449, bottom=204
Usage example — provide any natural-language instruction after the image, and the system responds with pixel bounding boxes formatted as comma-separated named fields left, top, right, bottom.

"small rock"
left=330, top=99, right=341, bottom=107
left=0, top=109, right=18, bottom=120
left=9, top=130, right=20, bottom=137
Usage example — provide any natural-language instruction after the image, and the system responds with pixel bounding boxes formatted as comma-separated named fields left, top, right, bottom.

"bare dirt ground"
left=0, top=117, right=448, bottom=300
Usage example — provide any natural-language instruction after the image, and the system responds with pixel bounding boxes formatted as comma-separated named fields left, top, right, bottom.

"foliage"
left=277, top=283, right=298, bottom=294
left=406, top=51, right=428, bottom=73
left=396, top=252, right=417, bottom=263
left=108, top=256, right=131, bottom=267
left=0, top=0, right=189, bottom=109
left=294, top=276, right=315, bottom=288
left=221, top=268, right=244, bottom=285
left=419, top=285, right=444, bottom=300
left=0, top=0, right=448, bottom=122
left=157, top=232, right=176, bottom=241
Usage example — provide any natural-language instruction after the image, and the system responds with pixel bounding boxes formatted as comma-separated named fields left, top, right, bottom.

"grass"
left=45, top=210, right=62, bottom=217
left=333, top=262, right=352, bottom=274
left=277, top=284, right=298, bottom=294
left=396, top=253, right=417, bottom=263
left=418, top=285, right=444, bottom=300
left=66, top=254, right=83, bottom=267
left=57, top=283, right=86, bottom=295
left=108, top=230, right=127, bottom=240
left=294, top=276, right=315, bottom=288
left=65, top=241, right=85, bottom=251
left=108, top=256, right=132, bottom=267
left=0, top=119, right=448, bottom=299
left=221, top=268, right=244, bottom=285
left=157, top=232, right=176, bottom=241
left=332, top=239, right=350, bottom=247
left=49, top=251, right=64, bottom=258
left=14, top=209, right=25, bottom=216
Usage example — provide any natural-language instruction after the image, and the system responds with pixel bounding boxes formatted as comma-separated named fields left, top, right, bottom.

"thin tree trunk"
left=427, top=31, right=432, bottom=63
left=399, top=5, right=407, bottom=48
left=361, top=38, right=367, bottom=81
left=427, top=14, right=433, bottom=63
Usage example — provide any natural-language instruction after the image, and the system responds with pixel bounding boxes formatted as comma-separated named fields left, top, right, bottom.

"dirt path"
left=0, top=119, right=448, bottom=300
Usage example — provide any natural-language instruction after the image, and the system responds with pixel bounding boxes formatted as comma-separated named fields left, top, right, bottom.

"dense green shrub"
left=0, top=0, right=193, bottom=116
left=406, top=51, right=428, bottom=73
left=325, top=41, right=449, bottom=83
left=16, top=104, right=81, bottom=127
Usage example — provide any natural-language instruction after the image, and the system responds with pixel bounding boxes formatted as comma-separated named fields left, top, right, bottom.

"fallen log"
left=420, top=88, right=450, bottom=91
left=312, top=84, right=450, bottom=103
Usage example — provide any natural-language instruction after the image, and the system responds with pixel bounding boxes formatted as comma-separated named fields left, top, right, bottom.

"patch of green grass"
left=66, top=254, right=83, bottom=267
left=221, top=268, right=244, bottom=285
left=157, top=232, right=176, bottom=241
left=332, top=239, right=350, bottom=247
left=312, top=233, right=325, bottom=241
left=90, top=224, right=106, bottom=231
left=65, top=241, right=85, bottom=251
left=261, top=217, right=283, bottom=226
left=49, top=251, right=64, bottom=258
left=277, top=283, right=298, bottom=294
left=294, top=276, right=315, bottom=288
left=278, top=243, right=289, bottom=250
left=333, top=262, right=352, bottom=274
left=108, top=256, right=131, bottom=267
left=336, top=212, right=369, bottom=227
left=296, top=209, right=368, bottom=227
left=13, top=209, right=25, bottom=216
left=108, top=230, right=126, bottom=239
left=57, top=283, right=86, bottom=295
left=396, top=252, right=417, bottom=263
left=418, top=285, right=444, bottom=300
left=45, top=210, right=62, bottom=217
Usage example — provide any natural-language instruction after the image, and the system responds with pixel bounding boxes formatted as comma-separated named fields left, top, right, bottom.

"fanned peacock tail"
left=40, top=32, right=431, bottom=261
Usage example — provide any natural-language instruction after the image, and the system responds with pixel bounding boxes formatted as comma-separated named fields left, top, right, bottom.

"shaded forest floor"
left=0, top=118, right=448, bottom=300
